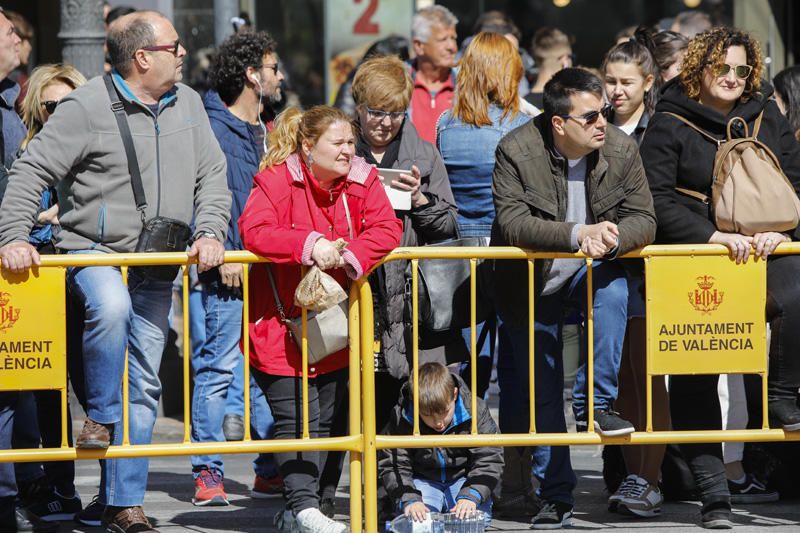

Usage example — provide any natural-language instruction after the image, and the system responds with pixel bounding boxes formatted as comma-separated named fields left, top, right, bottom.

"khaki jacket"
left=491, top=115, right=656, bottom=325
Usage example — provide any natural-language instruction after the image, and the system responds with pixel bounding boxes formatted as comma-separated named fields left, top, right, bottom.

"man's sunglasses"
left=138, top=39, right=181, bottom=56
left=713, top=63, right=753, bottom=80
left=261, top=63, right=279, bottom=75
left=559, top=103, right=612, bottom=126
left=41, top=100, right=58, bottom=114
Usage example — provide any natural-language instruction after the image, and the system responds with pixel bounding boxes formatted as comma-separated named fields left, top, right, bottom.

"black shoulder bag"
left=103, top=75, right=191, bottom=281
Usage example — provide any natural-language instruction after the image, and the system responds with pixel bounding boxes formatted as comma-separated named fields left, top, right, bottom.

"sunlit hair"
left=261, top=105, right=355, bottom=170
left=773, top=66, right=800, bottom=142
left=411, top=5, right=458, bottom=43
left=20, top=64, right=87, bottom=150
left=531, top=27, right=571, bottom=64
left=602, top=26, right=660, bottom=114
left=679, top=27, right=763, bottom=103
left=652, top=30, right=688, bottom=75
left=414, top=362, right=456, bottom=416
left=351, top=55, right=413, bottom=112
left=451, top=32, right=521, bottom=127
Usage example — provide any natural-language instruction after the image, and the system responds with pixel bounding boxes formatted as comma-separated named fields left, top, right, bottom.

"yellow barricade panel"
left=645, top=255, right=767, bottom=376
left=0, top=267, right=67, bottom=391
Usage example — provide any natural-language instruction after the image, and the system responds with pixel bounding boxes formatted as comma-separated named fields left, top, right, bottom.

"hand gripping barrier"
left=2, top=245, right=800, bottom=533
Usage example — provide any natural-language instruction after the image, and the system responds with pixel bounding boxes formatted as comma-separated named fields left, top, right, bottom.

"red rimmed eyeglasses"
left=138, top=39, right=181, bottom=57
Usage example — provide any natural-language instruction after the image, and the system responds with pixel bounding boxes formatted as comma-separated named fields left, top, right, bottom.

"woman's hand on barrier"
left=451, top=498, right=478, bottom=519
left=219, top=262, right=243, bottom=289
left=392, top=165, right=428, bottom=208
left=709, top=231, right=753, bottom=264
left=752, top=231, right=790, bottom=259
left=311, top=238, right=342, bottom=270
left=0, top=241, right=41, bottom=273
left=404, top=501, right=430, bottom=522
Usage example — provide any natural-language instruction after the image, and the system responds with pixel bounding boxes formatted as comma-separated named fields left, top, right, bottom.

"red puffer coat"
left=239, top=153, right=402, bottom=377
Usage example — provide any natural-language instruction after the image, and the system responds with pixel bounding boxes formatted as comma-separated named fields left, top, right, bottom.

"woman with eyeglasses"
left=350, top=53, right=458, bottom=521
left=8, top=63, right=86, bottom=522
left=640, top=27, right=800, bottom=528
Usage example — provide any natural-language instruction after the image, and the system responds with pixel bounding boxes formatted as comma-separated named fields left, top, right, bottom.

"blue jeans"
left=190, top=283, right=277, bottom=478
left=497, top=261, right=628, bottom=505
left=410, top=477, right=492, bottom=524
left=67, top=256, right=173, bottom=507
left=0, top=392, right=17, bottom=499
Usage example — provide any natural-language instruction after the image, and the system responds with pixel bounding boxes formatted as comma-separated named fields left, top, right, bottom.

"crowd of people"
left=0, top=3, right=800, bottom=533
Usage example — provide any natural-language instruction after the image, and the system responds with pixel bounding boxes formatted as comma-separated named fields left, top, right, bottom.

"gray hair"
left=411, top=5, right=458, bottom=43
left=107, top=13, right=157, bottom=76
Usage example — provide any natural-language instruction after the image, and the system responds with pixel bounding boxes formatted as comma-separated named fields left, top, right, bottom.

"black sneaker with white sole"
left=24, top=487, right=82, bottom=521
left=593, top=409, right=635, bottom=437
left=701, top=501, right=733, bottom=529
left=728, top=474, right=779, bottom=504
left=530, top=500, right=573, bottom=530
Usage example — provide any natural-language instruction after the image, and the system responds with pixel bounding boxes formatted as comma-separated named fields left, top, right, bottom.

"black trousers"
left=668, top=254, right=800, bottom=505
left=252, top=367, right=348, bottom=513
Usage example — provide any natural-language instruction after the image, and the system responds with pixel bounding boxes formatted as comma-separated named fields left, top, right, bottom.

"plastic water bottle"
left=387, top=513, right=440, bottom=533
left=387, top=512, right=486, bottom=533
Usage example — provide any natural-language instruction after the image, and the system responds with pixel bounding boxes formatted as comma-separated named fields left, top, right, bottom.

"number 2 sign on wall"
left=324, top=0, right=413, bottom=103
left=353, top=0, right=380, bottom=34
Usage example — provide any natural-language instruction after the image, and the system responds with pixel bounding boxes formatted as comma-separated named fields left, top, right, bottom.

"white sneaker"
left=608, top=474, right=639, bottom=512
left=618, top=477, right=663, bottom=518
left=296, top=507, right=347, bottom=533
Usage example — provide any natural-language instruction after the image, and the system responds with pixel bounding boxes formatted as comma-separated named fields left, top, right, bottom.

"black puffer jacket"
left=360, top=120, right=458, bottom=379
left=640, top=78, right=800, bottom=244
left=378, top=373, right=503, bottom=508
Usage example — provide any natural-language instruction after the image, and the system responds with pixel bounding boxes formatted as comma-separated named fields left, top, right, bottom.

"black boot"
left=768, top=398, right=800, bottom=431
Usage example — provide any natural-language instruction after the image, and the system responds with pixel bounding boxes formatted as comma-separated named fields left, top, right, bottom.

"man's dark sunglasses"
left=41, top=100, right=58, bottom=114
left=261, top=63, right=279, bottom=75
left=559, top=103, right=612, bottom=126
left=138, top=38, right=181, bottom=56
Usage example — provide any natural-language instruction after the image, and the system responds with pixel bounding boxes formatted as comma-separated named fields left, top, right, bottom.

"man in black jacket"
left=492, top=68, right=656, bottom=529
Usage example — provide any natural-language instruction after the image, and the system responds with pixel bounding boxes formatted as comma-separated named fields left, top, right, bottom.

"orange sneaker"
left=192, top=469, right=229, bottom=506
left=251, top=473, right=284, bottom=499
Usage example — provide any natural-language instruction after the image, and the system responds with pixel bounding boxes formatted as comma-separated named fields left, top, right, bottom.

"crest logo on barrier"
left=0, top=292, right=20, bottom=333
left=688, top=275, right=724, bottom=314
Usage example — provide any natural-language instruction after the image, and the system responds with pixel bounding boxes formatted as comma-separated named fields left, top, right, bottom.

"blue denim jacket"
left=436, top=105, right=530, bottom=237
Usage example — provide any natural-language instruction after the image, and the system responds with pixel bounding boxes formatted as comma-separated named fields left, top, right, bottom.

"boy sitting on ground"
left=378, top=362, right=503, bottom=524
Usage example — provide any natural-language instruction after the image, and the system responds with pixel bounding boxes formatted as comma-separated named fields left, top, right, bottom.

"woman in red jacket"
left=239, top=105, right=401, bottom=533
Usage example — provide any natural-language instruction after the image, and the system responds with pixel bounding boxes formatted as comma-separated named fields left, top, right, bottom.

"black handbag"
left=406, top=236, right=494, bottom=333
left=104, top=75, right=191, bottom=281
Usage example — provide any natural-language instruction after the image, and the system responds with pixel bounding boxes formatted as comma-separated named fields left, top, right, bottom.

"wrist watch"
left=192, top=230, right=218, bottom=243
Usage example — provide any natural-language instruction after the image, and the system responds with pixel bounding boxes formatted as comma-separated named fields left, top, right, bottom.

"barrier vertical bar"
left=242, top=261, right=252, bottom=441
left=182, top=265, right=191, bottom=443
left=348, top=283, right=362, bottom=533
left=302, top=269, right=310, bottom=440
left=528, top=259, right=536, bottom=434
left=586, top=259, right=594, bottom=432
left=121, top=265, right=130, bottom=445
left=360, top=279, right=378, bottom=533
left=645, top=257, right=653, bottom=432
left=60, top=386, right=68, bottom=448
left=470, top=258, right=478, bottom=434
left=411, top=259, right=420, bottom=436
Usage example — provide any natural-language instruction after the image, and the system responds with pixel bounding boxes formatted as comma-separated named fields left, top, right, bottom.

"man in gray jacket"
left=491, top=68, right=655, bottom=529
left=0, top=11, right=230, bottom=533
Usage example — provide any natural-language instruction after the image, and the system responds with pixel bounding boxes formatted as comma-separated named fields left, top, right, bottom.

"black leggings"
left=252, top=367, right=349, bottom=513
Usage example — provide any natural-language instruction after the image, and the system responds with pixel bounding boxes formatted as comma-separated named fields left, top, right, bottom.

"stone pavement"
left=45, top=416, right=800, bottom=532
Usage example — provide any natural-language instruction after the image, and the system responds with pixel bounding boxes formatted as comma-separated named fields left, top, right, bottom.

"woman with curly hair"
left=640, top=27, right=800, bottom=528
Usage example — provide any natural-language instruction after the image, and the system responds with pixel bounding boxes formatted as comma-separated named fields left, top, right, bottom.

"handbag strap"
left=265, top=265, right=288, bottom=322
left=103, top=74, right=147, bottom=223
left=341, top=191, right=353, bottom=240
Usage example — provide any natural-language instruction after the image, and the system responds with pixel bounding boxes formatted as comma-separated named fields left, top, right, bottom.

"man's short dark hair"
left=208, top=30, right=277, bottom=105
left=543, top=67, right=604, bottom=122
left=107, top=15, right=156, bottom=77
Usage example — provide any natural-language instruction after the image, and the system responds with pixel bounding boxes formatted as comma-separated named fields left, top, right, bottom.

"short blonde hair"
left=415, top=362, right=456, bottom=416
left=20, top=64, right=87, bottom=150
left=351, top=55, right=413, bottom=112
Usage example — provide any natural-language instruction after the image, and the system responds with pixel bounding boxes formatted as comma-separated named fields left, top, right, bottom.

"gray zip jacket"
left=0, top=72, right=230, bottom=252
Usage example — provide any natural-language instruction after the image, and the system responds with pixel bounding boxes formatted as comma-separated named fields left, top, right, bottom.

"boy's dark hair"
left=208, top=30, right=277, bottom=105
left=415, top=362, right=456, bottom=416
left=543, top=67, right=604, bottom=123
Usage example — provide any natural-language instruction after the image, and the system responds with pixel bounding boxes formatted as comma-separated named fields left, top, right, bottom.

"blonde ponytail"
left=261, top=106, right=304, bottom=170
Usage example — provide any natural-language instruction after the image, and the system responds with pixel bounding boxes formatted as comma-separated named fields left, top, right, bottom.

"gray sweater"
left=0, top=73, right=231, bottom=252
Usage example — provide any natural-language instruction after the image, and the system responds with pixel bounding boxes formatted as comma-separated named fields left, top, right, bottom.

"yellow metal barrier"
left=0, top=251, right=363, bottom=533
left=2, top=245, right=800, bottom=533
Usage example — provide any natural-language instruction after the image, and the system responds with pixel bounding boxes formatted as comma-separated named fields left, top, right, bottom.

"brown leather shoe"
left=75, top=418, right=113, bottom=449
left=102, top=505, right=159, bottom=533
